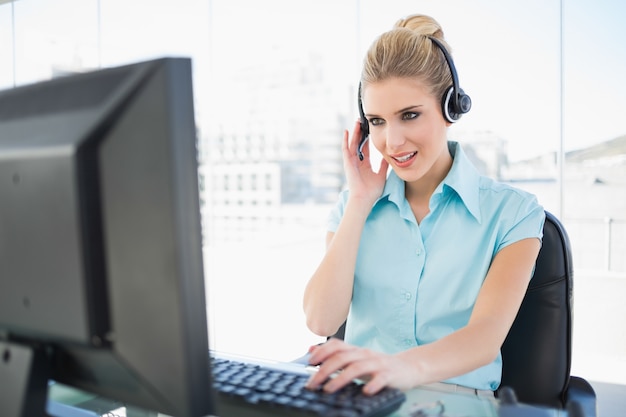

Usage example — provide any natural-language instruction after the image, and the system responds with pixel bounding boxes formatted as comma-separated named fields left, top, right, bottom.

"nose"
left=385, top=122, right=406, bottom=151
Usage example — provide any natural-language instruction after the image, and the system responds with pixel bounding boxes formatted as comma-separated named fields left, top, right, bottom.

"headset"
left=357, top=36, right=471, bottom=160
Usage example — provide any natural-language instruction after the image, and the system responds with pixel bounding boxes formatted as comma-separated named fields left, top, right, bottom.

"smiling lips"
left=391, top=151, right=417, bottom=166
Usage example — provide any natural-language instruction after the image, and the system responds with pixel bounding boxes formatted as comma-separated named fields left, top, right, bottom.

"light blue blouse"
left=327, top=141, right=545, bottom=390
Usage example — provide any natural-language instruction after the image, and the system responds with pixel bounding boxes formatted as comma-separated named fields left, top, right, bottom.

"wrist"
left=396, top=348, right=433, bottom=388
left=344, top=195, right=376, bottom=220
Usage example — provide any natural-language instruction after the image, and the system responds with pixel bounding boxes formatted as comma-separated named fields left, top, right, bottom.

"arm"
left=302, top=207, right=367, bottom=337
left=303, top=121, right=389, bottom=337
left=306, top=237, right=541, bottom=394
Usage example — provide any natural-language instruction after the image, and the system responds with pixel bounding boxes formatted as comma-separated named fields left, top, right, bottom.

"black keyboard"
left=211, top=356, right=406, bottom=417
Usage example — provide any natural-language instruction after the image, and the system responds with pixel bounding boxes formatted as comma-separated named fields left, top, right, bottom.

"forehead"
left=362, top=77, right=435, bottom=114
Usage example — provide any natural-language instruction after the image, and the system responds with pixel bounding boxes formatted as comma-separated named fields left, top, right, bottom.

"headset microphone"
left=357, top=82, right=369, bottom=161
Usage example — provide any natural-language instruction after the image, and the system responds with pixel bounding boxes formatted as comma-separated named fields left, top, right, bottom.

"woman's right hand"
left=342, top=120, right=389, bottom=207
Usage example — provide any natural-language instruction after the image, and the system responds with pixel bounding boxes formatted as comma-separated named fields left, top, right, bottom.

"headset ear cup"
left=442, top=86, right=472, bottom=123
left=456, top=88, right=472, bottom=114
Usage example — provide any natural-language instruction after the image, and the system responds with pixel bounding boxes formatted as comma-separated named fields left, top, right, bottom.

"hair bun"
left=394, top=14, right=444, bottom=40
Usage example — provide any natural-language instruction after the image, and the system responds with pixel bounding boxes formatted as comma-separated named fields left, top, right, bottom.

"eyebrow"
left=365, top=104, right=423, bottom=118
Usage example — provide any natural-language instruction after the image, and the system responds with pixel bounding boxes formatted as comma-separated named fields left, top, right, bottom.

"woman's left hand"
left=305, top=338, right=417, bottom=395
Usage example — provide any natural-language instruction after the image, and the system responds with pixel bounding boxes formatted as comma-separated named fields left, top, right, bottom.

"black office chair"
left=498, top=210, right=596, bottom=416
left=330, top=211, right=597, bottom=415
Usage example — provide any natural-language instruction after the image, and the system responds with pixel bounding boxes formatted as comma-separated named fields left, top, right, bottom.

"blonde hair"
left=361, top=14, right=452, bottom=101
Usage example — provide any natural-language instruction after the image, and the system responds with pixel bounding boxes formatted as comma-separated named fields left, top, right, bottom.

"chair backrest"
left=499, top=210, right=573, bottom=408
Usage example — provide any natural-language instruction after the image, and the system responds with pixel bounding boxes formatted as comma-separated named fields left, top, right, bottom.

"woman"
left=302, top=14, right=545, bottom=397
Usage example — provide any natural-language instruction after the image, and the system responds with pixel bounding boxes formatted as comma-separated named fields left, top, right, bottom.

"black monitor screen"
left=0, top=57, right=214, bottom=417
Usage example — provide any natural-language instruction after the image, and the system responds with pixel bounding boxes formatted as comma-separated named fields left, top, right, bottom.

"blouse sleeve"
left=326, top=189, right=349, bottom=233
left=497, top=192, right=546, bottom=253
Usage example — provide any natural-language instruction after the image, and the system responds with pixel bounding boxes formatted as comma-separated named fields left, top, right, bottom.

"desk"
left=49, top=375, right=565, bottom=417
left=50, top=384, right=565, bottom=417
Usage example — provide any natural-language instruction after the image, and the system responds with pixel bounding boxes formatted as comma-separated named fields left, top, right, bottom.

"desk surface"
left=49, top=383, right=500, bottom=417
left=49, top=383, right=568, bottom=417
left=50, top=385, right=498, bottom=417
left=49, top=366, right=565, bottom=417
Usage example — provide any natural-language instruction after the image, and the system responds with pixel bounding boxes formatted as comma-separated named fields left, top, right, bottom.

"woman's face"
left=362, top=77, right=451, bottom=184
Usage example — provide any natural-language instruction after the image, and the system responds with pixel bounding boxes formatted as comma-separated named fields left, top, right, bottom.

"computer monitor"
left=0, top=57, right=214, bottom=417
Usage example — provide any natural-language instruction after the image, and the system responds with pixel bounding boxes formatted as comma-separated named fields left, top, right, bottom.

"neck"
left=405, top=147, right=453, bottom=204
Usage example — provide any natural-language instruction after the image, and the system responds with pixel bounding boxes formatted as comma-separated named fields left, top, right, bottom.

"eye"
left=402, top=112, right=419, bottom=120
left=369, top=117, right=384, bottom=126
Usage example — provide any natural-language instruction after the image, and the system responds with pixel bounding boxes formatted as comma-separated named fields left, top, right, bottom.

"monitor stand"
left=2, top=340, right=161, bottom=417
left=0, top=340, right=51, bottom=417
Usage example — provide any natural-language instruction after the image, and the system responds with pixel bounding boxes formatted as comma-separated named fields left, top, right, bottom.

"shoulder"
left=450, top=141, right=545, bottom=240
left=478, top=176, right=542, bottom=215
left=476, top=177, right=545, bottom=248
